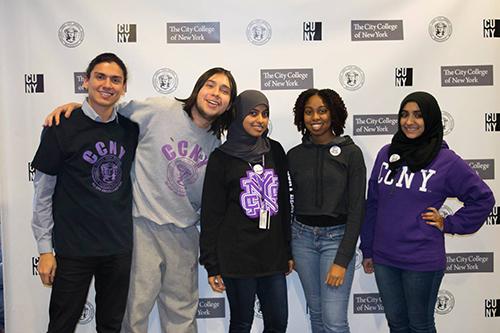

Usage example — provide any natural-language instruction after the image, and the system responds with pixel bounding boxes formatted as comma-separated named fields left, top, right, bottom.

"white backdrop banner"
left=0, top=0, right=499, bottom=332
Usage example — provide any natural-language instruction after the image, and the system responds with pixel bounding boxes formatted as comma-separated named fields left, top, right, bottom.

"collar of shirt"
left=81, top=98, right=118, bottom=123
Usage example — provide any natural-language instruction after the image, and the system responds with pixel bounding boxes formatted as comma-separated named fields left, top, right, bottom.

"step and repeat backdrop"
left=0, top=0, right=499, bottom=332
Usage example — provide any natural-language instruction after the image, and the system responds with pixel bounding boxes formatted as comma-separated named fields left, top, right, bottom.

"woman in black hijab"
left=361, top=91, right=494, bottom=333
left=200, top=90, right=293, bottom=333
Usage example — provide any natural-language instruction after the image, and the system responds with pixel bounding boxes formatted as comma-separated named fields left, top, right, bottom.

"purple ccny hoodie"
left=360, top=142, right=495, bottom=271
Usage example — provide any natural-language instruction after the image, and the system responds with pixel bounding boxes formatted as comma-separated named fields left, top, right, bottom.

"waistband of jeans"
left=292, top=218, right=346, bottom=233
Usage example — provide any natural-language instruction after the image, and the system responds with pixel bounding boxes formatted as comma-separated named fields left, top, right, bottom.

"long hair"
left=176, top=67, right=237, bottom=139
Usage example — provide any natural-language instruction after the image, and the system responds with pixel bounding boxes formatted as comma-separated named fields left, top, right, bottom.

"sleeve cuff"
left=206, top=265, right=220, bottom=277
left=333, top=253, right=351, bottom=268
left=37, top=240, right=53, bottom=255
left=443, top=217, right=453, bottom=234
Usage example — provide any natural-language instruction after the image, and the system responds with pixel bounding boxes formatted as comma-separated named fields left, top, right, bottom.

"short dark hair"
left=176, top=67, right=237, bottom=139
left=293, top=88, right=348, bottom=136
left=85, top=52, right=128, bottom=84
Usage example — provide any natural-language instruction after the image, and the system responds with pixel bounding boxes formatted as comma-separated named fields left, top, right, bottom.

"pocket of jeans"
left=325, top=229, right=345, bottom=241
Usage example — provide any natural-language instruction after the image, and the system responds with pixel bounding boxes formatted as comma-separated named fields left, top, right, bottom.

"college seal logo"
left=92, top=155, right=122, bottom=193
left=165, top=158, right=200, bottom=196
left=441, top=110, right=454, bottom=136
left=152, top=68, right=178, bottom=94
left=247, top=19, right=272, bottom=46
left=355, top=248, right=363, bottom=270
left=429, top=16, right=452, bottom=42
left=435, top=289, right=455, bottom=315
left=58, top=21, right=84, bottom=48
left=79, top=302, right=95, bottom=325
left=339, top=65, right=365, bottom=91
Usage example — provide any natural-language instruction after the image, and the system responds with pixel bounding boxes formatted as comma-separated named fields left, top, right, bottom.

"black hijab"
left=388, top=91, right=443, bottom=173
left=219, top=90, right=271, bottom=163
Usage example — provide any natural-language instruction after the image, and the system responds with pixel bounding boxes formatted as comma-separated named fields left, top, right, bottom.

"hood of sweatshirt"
left=298, top=135, right=356, bottom=208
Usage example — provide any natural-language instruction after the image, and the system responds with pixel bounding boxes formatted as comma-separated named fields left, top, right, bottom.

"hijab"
left=219, top=90, right=271, bottom=163
left=388, top=91, right=443, bottom=173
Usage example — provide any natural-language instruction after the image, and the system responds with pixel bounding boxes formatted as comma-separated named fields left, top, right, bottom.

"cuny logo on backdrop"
left=167, top=22, right=220, bottom=43
left=353, top=114, right=398, bottom=136
left=339, top=65, right=365, bottom=91
left=247, top=19, right=272, bottom=46
left=485, top=206, right=499, bottom=225
left=485, top=299, right=500, bottom=317
left=429, top=16, right=452, bottom=42
left=196, top=298, right=225, bottom=318
left=351, top=20, right=404, bottom=41
left=445, top=252, right=494, bottom=273
left=117, top=24, right=137, bottom=43
left=441, top=65, right=494, bottom=87
left=395, top=68, right=413, bottom=86
left=260, top=69, right=313, bottom=90
left=58, top=21, right=84, bottom=48
left=465, top=159, right=495, bottom=180
left=32, top=256, right=39, bottom=275
left=483, top=19, right=500, bottom=38
left=485, top=113, right=500, bottom=132
left=25, top=74, right=44, bottom=93
left=28, top=162, right=36, bottom=182
left=303, top=22, right=322, bottom=41
left=152, top=68, right=178, bottom=94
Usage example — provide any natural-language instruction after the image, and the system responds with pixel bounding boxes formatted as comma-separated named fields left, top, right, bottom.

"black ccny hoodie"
left=287, top=135, right=366, bottom=267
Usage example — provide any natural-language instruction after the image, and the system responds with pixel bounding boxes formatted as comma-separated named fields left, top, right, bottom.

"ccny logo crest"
left=152, top=68, right=178, bottom=94
left=247, top=19, right=272, bottom=46
left=429, top=16, right=452, bottom=42
left=58, top=21, right=84, bottom=48
left=441, top=110, right=454, bottom=136
left=435, top=289, right=455, bottom=315
left=339, top=65, right=365, bottom=91
left=79, top=302, right=95, bottom=325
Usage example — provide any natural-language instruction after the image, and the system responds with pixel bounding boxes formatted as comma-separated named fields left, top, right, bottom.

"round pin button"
left=329, top=145, right=341, bottom=156
left=253, top=164, right=264, bottom=174
left=389, top=154, right=400, bottom=163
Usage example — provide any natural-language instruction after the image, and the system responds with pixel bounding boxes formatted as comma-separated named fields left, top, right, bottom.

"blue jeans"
left=374, top=263, right=444, bottom=333
left=291, top=221, right=355, bottom=333
left=223, top=273, right=288, bottom=333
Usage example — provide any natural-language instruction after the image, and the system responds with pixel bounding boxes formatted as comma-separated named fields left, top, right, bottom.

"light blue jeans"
left=292, top=220, right=355, bottom=333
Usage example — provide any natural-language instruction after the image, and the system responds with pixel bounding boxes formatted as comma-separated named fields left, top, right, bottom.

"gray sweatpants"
left=121, top=217, right=199, bottom=333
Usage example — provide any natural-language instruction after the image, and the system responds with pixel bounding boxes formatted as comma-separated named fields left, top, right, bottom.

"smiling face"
left=242, top=104, right=269, bottom=138
left=83, top=61, right=126, bottom=114
left=400, top=101, right=425, bottom=139
left=303, top=94, right=335, bottom=144
left=194, top=73, right=232, bottom=123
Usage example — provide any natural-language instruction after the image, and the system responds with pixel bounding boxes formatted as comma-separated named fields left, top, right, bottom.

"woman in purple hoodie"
left=360, top=91, right=495, bottom=333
